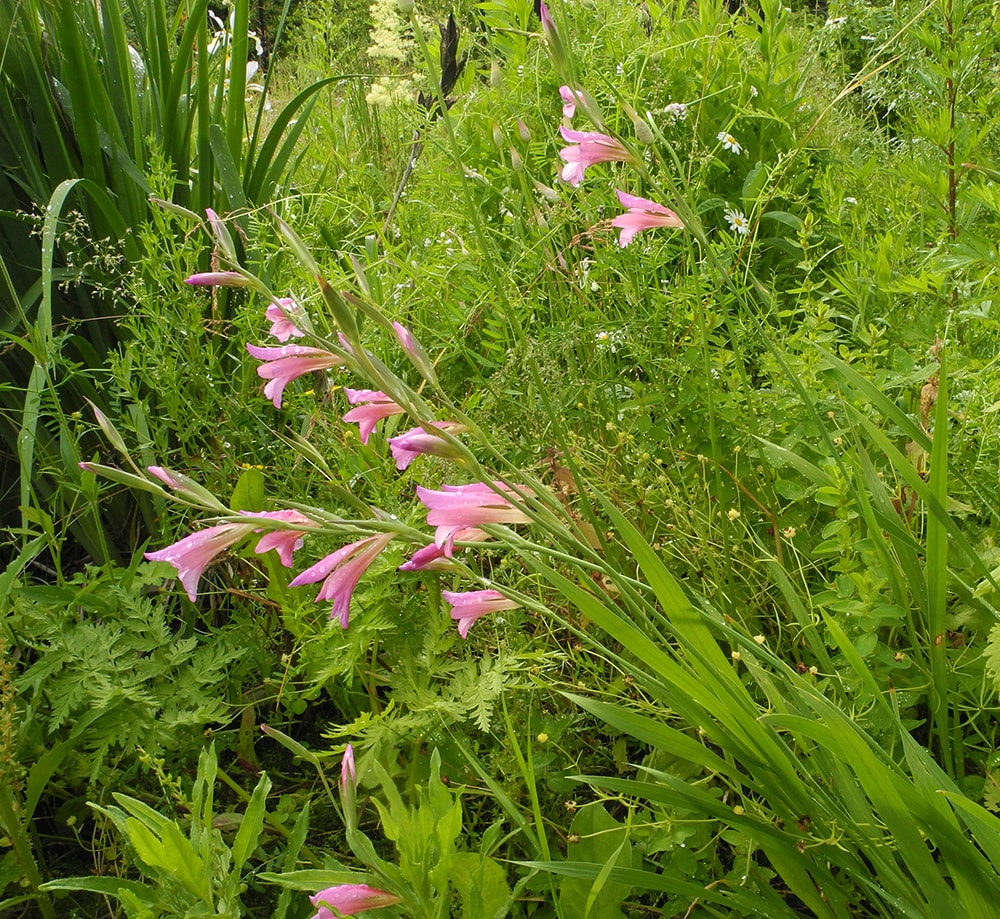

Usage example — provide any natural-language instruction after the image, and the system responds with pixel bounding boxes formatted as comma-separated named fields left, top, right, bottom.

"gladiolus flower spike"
left=245, top=509, right=318, bottom=567
left=145, top=523, right=258, bottom=602
left=144, top=510, right=317, bottom=601
left=417, top=482, right=532, bottom=555
left=266, top=298, right=306, bottom=341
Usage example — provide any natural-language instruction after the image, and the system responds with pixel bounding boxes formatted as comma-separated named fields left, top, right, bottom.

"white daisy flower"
left=717, top=131, right=742, bottom=155
left=724, top=206, right=750, bottom=236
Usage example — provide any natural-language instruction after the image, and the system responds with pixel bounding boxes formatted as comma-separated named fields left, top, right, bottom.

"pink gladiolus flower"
left=184, top=271, right=254, bottom=287
left=388, top=421, right=464, bottom=470
left=290, top=533, right=394, bottom=628
left=442, top=589, right=520, bottom=639
left=245, top=509, right=317, bottom=567
left=343, top=389, right=406, bottom=445
left=559, top=85, right=583, bottom=119
left=246, top=343, right=344, bottom=409
left=399, top=527, right=490, bottom=570
left=308, top=884, right=402, bottom=918
left=612, top=189, right=685, bottom=247
left=266, top=298, right=306, bottom=341
left=417, top=482, right=532, bottom=552
left=559, top=126, right=634, bottom=187
left=145, top=523, right=259, bottom=601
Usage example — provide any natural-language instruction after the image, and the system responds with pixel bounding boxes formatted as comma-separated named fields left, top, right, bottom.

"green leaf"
left=451, top=852, right=511, bottom=919
left=231, top=771, right=272, bottom=874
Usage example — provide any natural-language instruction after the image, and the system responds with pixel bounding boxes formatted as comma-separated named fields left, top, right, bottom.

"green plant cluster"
left=3, top=0, right=1000, bottom=915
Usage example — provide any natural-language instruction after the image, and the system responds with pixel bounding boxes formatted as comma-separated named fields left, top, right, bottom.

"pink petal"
left=145, top=523, right=256, bottom=601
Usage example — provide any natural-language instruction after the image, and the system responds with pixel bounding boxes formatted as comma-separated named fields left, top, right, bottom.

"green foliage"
left=7, top=563, right=248, bottom=787
left=11, top=0, right=1000, bottom=914
left=42, top=743, right=274, bottom=919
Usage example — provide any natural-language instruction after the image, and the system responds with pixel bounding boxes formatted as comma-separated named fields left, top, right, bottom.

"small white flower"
left=664, top=102, right=688, bottom=122
left=616, top=63, right=625, bottom=75
left=825, top=16, right=847, bottom=26
left=595, top=329, right=626, bottom=353
left=717, top=131, right=742, bottom=155
left=749, top=85, right=758, bottom=98
left=845, top=196, right=857, bottom=205
left=724, top=206, right=750, bottom=236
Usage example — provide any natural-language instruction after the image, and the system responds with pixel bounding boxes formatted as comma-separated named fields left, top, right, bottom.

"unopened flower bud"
left=517, top=118, right=531, bottom=142
left=632, top=115, right=655, bottom=144
left=490, top=60, right=502, bottom=86
left=492, top=122, right=505, bottom=148
left=396, top=0, right=414, bottom=13
left=509, top=147, right=523, bottom=171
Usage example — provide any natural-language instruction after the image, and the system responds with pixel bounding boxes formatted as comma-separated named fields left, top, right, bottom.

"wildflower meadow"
left=3, top=0, right=1000, bottom=916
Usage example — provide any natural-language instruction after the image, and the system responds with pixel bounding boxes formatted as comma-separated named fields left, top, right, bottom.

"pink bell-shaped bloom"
left=246, top=343, right=344, bottom=409
left=308, top=884, right=402, bottom=918
left=343, top=389, right=406, bottom=445
left=558, top=126, right=634, bottom=187
left=399, top=526, right=490, bottom=570
left=290, top=533, right=394, bottom=628
left=388, top=421, right=464, bottom=470
left=244, top=509, right=318, bottom=567
left=442, top=589, right=520, bottom=639
left=612, top=189, right=685, bottom=247
left=145, top=522, right=259, bottom=601
left=266, top=298, right=306, bottom=341
left=417, top=482, right=532, bottom=552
